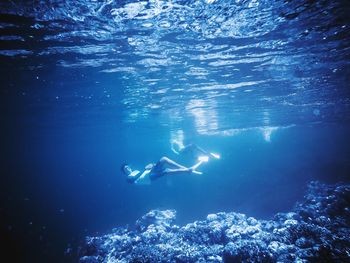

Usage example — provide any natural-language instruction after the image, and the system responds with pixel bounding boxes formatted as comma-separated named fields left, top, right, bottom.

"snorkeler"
left=171, top=142, right=221, bottom=160
left=121, top=156, right=207, bottom=185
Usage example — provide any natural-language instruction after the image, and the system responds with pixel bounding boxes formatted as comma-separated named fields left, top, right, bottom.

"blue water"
left=0, top=0, right=350, bottom=262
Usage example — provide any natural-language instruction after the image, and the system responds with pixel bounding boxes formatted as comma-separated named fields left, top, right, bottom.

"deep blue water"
left=1, top=0, right=350, bottom=262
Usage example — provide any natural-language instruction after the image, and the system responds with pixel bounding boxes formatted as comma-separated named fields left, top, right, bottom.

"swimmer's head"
left=121, top=163, right=132, bottom=175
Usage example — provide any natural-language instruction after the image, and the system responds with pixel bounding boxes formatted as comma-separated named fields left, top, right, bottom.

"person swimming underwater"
left=121, top=156, right=206, bottom=185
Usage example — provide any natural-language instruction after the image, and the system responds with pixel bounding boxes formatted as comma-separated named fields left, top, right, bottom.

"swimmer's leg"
left=190, top=144, right=208, bottom=155
left=187, top=144, right=220, bottom=160
left=164, top=167, right=202, bottom=176
left=156, top=156, right=188, bottom=170
left=191, top=160, right=204, bottom=170
left=155, top=157, right=205, bottom=175
left=173, top=143, right=203, bottom=155
left=188, top=160, right=205, bottom=175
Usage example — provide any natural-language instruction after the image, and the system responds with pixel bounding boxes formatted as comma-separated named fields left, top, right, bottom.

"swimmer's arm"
left=126, top=170, right=141, bottom=183
left=144, top=163, right=154, bottom=170
left=134, top=170, right=152, bottom=185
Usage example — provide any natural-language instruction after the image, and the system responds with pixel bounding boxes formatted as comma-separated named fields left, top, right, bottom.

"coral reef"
left=79, top=182, right=350, bottom=262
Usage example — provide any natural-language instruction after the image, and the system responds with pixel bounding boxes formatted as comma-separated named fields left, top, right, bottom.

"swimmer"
left=171, top=142, right=221, bottom=161
left=121, top=156, right=207, bottom=185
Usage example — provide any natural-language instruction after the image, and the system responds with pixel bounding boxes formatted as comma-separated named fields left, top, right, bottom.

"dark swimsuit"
left=127, top=161, right=166, bottom=184
left=149, top=162, right=166, bottom=181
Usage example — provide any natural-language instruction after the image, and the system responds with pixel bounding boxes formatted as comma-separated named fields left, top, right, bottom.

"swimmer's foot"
left=188, top=168, right=203, bottom=175
left=198, top=153, right=220, bottom=162
left=209, top=152, right=220, bottom=159
left=191, top=169, right=203, bottom=175
left=198, top=155, right=209, bottom=162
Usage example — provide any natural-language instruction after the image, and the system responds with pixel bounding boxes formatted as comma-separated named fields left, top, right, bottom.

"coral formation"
left=79, top=182, right=350, bottom=262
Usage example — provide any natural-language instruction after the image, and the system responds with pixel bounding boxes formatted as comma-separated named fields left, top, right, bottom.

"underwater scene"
left=1, top=0, right=350, bottom=262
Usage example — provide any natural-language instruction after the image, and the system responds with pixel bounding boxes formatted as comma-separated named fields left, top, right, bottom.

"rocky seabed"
left=79, top=182, right=350, bottom=263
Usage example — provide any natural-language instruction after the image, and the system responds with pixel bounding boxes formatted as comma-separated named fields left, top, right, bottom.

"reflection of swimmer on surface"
left=171, top=142, right=221, bottom=160
left=121, top=156, right=207, bottom=185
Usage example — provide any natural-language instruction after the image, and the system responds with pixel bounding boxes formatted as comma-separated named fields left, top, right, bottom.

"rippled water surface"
left=1, top=0, right=350, bottom=131
left=1, top=0, right=350, bottom=262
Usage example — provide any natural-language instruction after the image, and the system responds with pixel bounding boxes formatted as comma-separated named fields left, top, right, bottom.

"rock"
left=284, top=219, right=298, bottom=227
left=223, top=240, right=274, bottom=263
left=295, top=237, right=313, bottom=248
left=247, top=217, right=259, bottom=226
left=79, top=256, right=100, bottom=263
left=267, top=241, right=290, bottom=255
left=207, top=213, right=219, bottom=221
left=79, top=181, right=350, bottom=262
left=135, top=209, right=176, bottom=232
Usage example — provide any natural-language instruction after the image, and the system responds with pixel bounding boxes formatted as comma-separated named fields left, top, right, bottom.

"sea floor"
left=79, top=181, right=350, bottom=262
